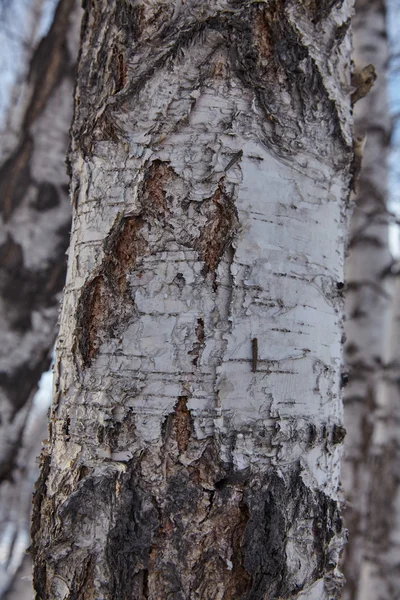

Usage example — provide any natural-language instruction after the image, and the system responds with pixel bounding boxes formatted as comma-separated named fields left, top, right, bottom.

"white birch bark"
left=32, top=1, right=354, bottom=598
left=0, top=0, right=82, bottom=594
left=341, top=1, right=392, bottom=597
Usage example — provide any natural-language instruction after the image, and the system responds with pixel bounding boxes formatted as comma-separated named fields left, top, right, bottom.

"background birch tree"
left=30, top=1, right=355, bottom=598
left=341, top=0, right=393, bottom=598
left=0, top=0, right=81, bottom=595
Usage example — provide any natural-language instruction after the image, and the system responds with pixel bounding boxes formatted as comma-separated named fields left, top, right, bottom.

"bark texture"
left=0, top=0, right=82, bottom=594
left=341, top=1, right=392, bottom=598
left=31, top=1, right=354, bottom=598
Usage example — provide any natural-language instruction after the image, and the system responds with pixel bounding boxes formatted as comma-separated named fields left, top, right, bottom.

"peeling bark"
left=31, top=1, right=354, bottom=598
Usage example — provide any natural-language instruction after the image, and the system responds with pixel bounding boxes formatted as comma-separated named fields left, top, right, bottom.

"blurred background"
left=0, top=0, right=399, bottom=598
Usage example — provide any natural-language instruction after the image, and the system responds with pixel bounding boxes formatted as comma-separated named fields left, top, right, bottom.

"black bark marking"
left=252, top=338, right=258, bottom=373
left=332, top=423, right=346, bottom=444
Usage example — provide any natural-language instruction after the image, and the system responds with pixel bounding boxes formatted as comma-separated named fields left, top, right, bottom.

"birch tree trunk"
left=0, top=0, right=81, bottom=594
left=341, top=1, right=392, bottom=598
left=31, top=1, right=354, bottom=598
left=353, top=274, right=400, bottom=599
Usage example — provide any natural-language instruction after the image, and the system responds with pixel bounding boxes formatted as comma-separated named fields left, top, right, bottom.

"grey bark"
left=31, top=1, right=354, bottom=599
left=0, top=0, right=81, bottom=595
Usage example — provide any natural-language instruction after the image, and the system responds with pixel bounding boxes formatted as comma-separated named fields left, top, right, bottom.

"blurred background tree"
left=0, top=1, right=81, bottom=596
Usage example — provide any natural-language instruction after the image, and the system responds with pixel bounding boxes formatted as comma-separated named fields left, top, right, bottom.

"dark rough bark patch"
left=105, top=462, right=159, bottom=600
left=242, top=468, right=343, bottom=598
left=74, top=1, right=146, bottom=153
left=230, top=1, right=350, bottom=159
left=30, top=453, right=51, bottom=598
left=141, top=160, right=172, bottom=219
left=104, top=216, right=147, bottom=293
left=146, top=462, right=251, bottom=598
left=253, top=9, right=274, bottom=61
left=76, top=275, right=109, bottom=366
left=116, top=52, right=127, bottom=92
left=302, top=0, right=345, bottom=24
left=196, top=185, right=238, bottom=274
left=114, top=1, right=144, bottom=43
left=332, top=424, right=346, bottom=444
left=94, top=110, right=123, bottom=144
left=174, top=396, right=191, bottom=454
left=32, top=430, right=345, bottom=598
left=100, top=409, right=137, bottom=452
left=189, top=317, right=205, bottom=366
left=77, top=216, right=147, bottom=366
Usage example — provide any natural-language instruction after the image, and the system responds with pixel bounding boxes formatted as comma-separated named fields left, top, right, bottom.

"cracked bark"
left=31, top=1, right=354, bottom=598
